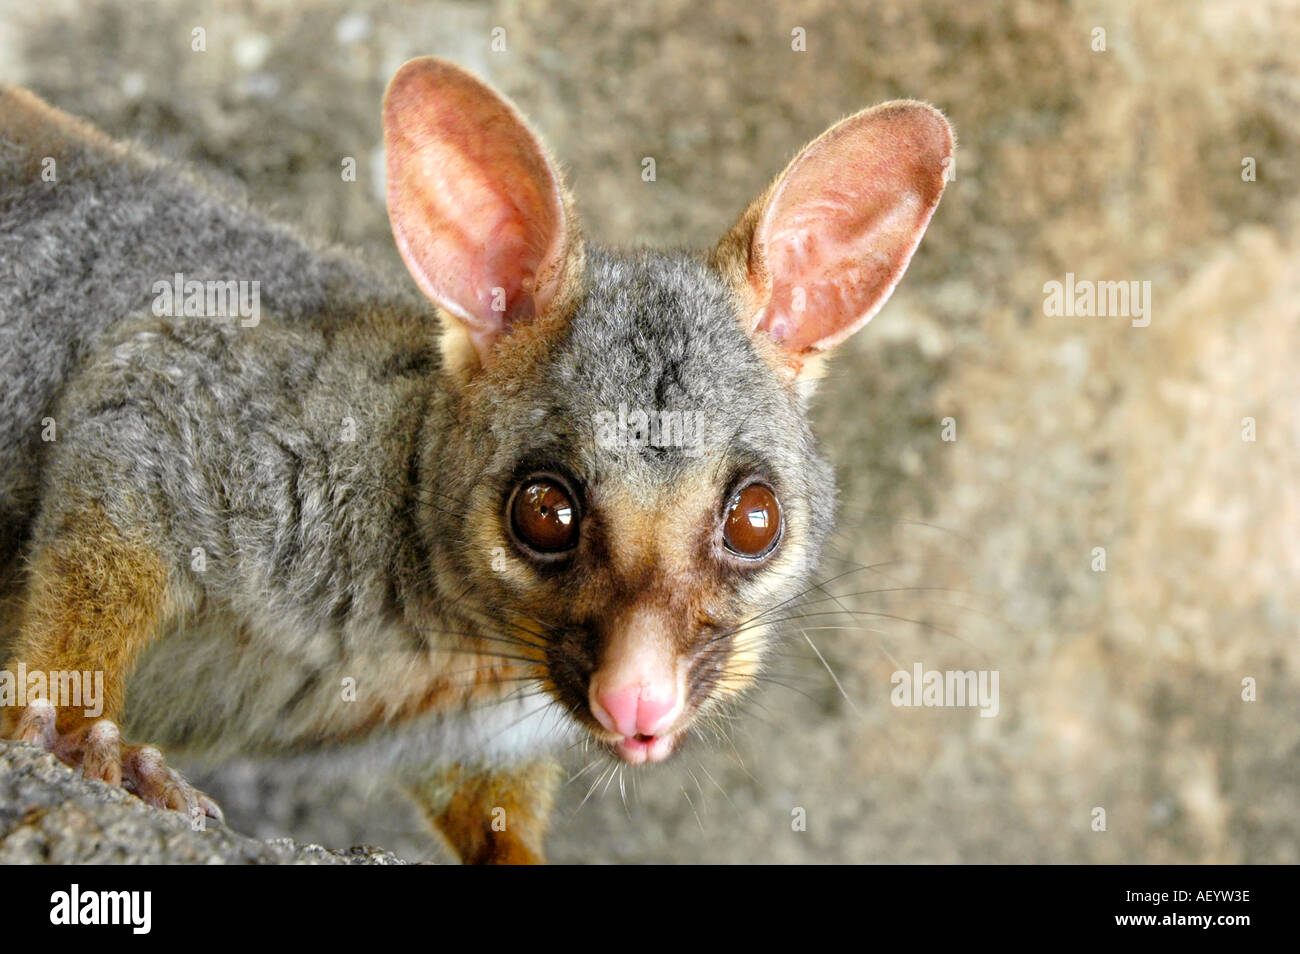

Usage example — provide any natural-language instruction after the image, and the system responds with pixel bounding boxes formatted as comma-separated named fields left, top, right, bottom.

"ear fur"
left=711, top=101, right=953, bottom=376
left=382, top=57, right=584, bottom=372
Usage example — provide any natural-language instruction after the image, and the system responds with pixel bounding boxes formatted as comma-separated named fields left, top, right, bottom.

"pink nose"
left=592, top=684, right=679, bottom=738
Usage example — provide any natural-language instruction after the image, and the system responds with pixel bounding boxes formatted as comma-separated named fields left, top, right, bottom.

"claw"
left=197, top=792, right=225, bottom=823
left=6, top=710, right=222, bottom=825
left=123, top=744, right=205, bottom=820
left=81, top=719, right=123, bottom=786
left=14, top=697, right=57, bottom=748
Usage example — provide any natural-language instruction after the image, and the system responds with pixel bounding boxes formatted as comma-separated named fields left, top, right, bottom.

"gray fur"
left=0, top=91, right=835, bottom=776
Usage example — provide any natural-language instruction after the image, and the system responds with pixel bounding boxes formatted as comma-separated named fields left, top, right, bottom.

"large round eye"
left=723, top=483, right=782, bottom=559
left=509, top=477, right=579, bottom=554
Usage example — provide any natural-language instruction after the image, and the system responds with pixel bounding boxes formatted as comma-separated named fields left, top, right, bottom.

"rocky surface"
left=0, top=740, right=405, bottom=864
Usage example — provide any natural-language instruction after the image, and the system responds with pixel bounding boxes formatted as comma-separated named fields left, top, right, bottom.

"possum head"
left=384, top=57, right=951, bottom=762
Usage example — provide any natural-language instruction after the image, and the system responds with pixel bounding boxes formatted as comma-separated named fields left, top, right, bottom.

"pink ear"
left=745, top=102, right=952, bottom=355
left=383, top=58, right=573, bottom=364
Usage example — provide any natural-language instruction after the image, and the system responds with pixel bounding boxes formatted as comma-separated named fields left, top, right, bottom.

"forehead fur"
left=521, top=249, right=815, bottom=484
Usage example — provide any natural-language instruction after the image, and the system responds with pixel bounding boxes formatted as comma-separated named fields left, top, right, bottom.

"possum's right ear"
left=383, top=57, right=582, bottom=371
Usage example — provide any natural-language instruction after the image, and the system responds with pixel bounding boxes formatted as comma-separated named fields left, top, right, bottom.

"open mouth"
left=607, top=730, right=678, bottom=764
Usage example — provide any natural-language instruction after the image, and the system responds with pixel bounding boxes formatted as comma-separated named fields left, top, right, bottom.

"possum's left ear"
left=712, top=101, right=952, bottom=374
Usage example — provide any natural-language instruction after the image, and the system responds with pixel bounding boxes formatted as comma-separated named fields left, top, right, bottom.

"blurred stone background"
left=2, top=0, right=1296, bottom=862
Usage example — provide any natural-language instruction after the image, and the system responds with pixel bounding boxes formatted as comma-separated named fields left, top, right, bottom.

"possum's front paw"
left=11, top=699, right=224, bottom=824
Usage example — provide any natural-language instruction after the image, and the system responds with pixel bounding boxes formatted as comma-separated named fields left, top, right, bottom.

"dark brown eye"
left=510, top=477, right=579, bottom=554
left=723, top=483, right=782, bottom=559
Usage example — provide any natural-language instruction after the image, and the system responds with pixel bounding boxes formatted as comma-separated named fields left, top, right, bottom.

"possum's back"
left=0, top=87, right=414, bottom=611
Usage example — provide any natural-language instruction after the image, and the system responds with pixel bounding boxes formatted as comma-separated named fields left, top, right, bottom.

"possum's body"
left=0, top=87, right=420, bottom=600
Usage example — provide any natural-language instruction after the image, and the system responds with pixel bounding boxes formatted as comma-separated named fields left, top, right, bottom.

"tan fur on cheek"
left=716, top=622, right=768, bottom=698
left=464, top=494, right=531, bottom=591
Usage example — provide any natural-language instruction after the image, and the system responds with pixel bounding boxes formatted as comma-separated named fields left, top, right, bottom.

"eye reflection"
left=510, top=477, right=579, bottom=553
left=723, top=483, right=781, bottom=558
left=527, top=485, right=571, bottom=525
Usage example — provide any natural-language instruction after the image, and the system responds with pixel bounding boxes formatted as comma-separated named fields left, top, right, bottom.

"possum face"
left=383, top=58, right=951, bottom=762
left=448, top=251, right=836, bottom=763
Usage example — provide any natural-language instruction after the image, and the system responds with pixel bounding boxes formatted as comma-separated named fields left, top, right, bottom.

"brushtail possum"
left=0, top=58, right=951, bottom=863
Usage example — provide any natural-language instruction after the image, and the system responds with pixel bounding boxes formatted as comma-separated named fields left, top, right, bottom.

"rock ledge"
left=0, top=740, right=406, bottom=864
